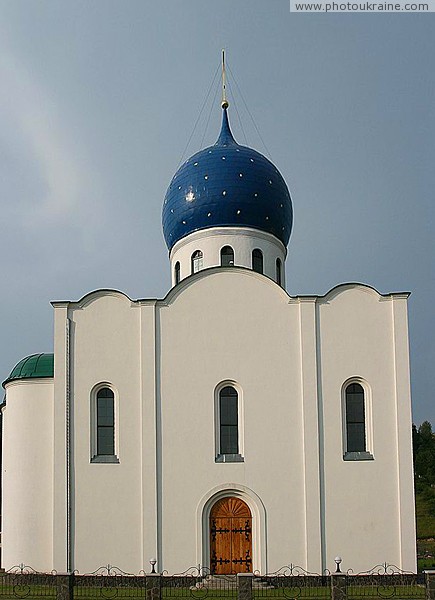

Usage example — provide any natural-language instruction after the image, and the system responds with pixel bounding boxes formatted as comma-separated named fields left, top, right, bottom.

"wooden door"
left=210, top=497, right=252, bottom=574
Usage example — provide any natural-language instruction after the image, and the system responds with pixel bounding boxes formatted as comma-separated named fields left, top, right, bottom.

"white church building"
left=1, top=100, right=416, bottom=575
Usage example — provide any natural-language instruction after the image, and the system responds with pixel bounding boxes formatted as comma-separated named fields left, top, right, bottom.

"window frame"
left=276, top=258, right=282, bottom=286
left=191, top=250, right=204, bottom=274
left=341, top=378, right=374, bottom=461
left=220, top=246, right=235, bottom=267
left=174, top=261, right=181, bottom=285
left=252, top=249, right=264, bottom=274
left=214, top=381, right=244, bottom=463
left=90, top=383, right=120, bottom=463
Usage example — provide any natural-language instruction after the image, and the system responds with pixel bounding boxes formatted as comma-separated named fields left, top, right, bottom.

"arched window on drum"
left=191, top=250, right=203, bottom=274
left=252, top=249, right=263, bottom=274
left=174, top=261, right=181, bottom=284
left=220, top=246, right=234, bottom=267
left=276, top=258, right=282, bottom=286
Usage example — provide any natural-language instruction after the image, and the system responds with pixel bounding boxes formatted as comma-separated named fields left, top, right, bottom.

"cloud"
left=0, top=51, right=103, bottom=229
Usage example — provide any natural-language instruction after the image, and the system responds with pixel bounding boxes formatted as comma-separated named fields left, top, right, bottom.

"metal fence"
left=345, top=564, right=426, bottom=600
left=0, top=566, right=58, bottom=600
left=346, top=574, right=425, bottom=600
left=74, top=567, right=147, bottom=600
left=162, top=567, right=237, bottom=600
left=0, top=564, right=430, bottom=600
left=252, top=566, right=331, bottom=600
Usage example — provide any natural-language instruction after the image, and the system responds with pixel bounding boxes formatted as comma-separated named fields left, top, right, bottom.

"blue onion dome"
left=162, top=107, right=293, bottom=251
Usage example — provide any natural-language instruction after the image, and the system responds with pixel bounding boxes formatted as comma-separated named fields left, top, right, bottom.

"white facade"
left=1, top=272, right=416, bottom=575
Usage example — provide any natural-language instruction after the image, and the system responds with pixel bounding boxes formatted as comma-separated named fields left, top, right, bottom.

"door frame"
left=196, top=484, right=267, bottom=574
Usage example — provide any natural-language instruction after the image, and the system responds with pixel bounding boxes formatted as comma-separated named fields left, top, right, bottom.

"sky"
left=0, top=1, right=433, bottom=425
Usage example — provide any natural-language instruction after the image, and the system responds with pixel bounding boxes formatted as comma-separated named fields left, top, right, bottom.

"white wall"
left=317, top=285, right=416, bottom=573
left=158, top=269, right=303, bottom=573
left=51, top=291, right=160, bottom=574
left=66, top=291, right=144, bottom=574
left=2, top=380, right=54, bottom=571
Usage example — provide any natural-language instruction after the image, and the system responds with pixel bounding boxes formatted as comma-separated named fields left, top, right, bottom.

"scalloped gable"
left=51, top=288, right=135, bottom=309
left=160, top=265, right=292, bottom=307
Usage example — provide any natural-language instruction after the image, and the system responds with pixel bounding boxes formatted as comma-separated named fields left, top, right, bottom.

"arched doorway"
left=210, top=497, right=252, bottom=574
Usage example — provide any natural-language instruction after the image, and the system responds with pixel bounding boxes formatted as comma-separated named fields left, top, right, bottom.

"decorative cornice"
left=3, top=377, right=54, bottom=389
left=50, top=281, right=410, bottom=312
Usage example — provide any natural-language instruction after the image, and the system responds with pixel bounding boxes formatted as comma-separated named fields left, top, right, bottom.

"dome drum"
left=170, top=226, right=286, bottom=287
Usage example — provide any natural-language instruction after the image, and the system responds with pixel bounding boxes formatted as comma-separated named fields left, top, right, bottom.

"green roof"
left=3, top=353, right=54, bottom=388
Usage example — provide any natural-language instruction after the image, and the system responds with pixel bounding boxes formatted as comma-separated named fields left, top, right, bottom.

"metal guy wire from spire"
left=226, top=61, right=273, bottom=160
left=176, top=62, right=220, bottom=168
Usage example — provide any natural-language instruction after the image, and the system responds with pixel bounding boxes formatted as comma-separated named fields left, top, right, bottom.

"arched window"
left=252, top=249, right=263, bottom=274
left=220, top=246, right=234, bottom=267
left=276, top=258, right=282, bottom=286
left=175, top=261, right=181, bottom=284
left=97, top=388, right=115, bottom=455
left=345, top=383, right=366, bottom=453
left=219, top=386, right=239, bottom=455
left=191, top=250, right=203, bottom=274
left=91, top=386, right=119, bottom=463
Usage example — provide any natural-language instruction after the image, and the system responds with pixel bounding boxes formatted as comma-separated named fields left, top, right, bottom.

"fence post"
left=425, top=571, right=435, bottom=600
left=237, top=573, right=253, bottom=600
left=56, top=573, right=74, bottom=600
left=331, top=573, right=347, bottom=600
left=146, top=574, right=162, bottom=600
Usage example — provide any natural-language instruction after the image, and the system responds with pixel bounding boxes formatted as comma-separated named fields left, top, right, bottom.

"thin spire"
left=221, top=49, right=229, bottom=109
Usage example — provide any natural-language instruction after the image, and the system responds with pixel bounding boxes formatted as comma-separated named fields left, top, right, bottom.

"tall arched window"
left=191, top=250, right=203, bottom=274
left=252, top=249, right=263, bottom=274
left=219, top=386, right=239, bottom=455
left=345, top=383, right=366, bottom=452
left=97, top=387, right=115, bottom=456
left=91, top=386, right=119, bottom=463
left=174, top=261, right=181, bottom=284
left=220, top=246, right=234, bottom=267
left=276, top=258, right=282, bottom=286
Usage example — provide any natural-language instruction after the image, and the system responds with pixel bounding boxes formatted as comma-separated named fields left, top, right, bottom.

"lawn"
left=416, top=488, right=435, bottom=571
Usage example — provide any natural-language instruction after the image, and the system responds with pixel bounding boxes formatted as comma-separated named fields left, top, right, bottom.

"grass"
left=346, top=585, right=425, bottom=600
left=0, top=585, right=56, bottom=599
left=253, top=592, right=330, bottom=600
left=416, top=558, right=435, bottom=571
left=416, top=487, right=435, bottom=571
left=0, top=584, right=426, bottom=600
left=416, top=489, right=435, bottom=538
left=0, top=573, right=426, bottom=600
